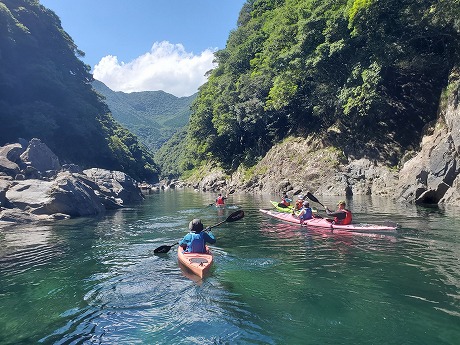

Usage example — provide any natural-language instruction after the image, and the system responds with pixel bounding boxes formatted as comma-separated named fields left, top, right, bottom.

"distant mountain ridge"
left=92, top=80, right=196, bottom=151
left=0, top=0, right=158, bottom=182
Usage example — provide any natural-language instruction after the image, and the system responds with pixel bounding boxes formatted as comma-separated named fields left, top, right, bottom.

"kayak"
left=270, top=201, right=317, bottom=214
left=259, top=209, right=398, bottom=232
left=270, top=200, right=294, bottom=213
left=177, top=245, right=213, bottom=278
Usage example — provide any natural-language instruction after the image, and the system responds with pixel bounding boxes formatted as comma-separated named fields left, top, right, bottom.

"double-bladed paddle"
left=153, top=209, right=245, bottom=254
left=305, top=191, right=325, bottom=208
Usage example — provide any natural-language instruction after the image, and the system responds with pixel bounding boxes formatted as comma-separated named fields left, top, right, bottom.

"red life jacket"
left=216, top=196, right=225, bottom=205
left=281, top=198, right=290, bottom=206
left=335, top=209, right=352, bottom=225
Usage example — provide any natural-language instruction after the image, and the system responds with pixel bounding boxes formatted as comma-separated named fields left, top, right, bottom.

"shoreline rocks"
left=0, top=138, right=144, bottom=227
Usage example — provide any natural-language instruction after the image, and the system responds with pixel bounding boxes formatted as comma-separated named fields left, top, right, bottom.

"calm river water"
left=0, top=189, right=459, bottom=344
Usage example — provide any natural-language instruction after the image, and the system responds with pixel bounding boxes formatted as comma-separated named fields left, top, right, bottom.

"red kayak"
left=177, top=246, right=213, bottom=278
left=259, top=209, right=397, bottom=232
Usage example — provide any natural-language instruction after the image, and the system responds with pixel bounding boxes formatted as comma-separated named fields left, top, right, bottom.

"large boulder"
left=19, top=138, right=61, bottom=172
left=0, top=139, right=147, bottom=226
left=5, top=172, right=105, bottom=217
left=0, top=143, right=23, bottom=176
left=83, top=168, right=144, bottom=205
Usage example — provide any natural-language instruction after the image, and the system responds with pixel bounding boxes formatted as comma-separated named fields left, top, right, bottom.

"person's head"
left=218, top=193, right=222, bottom=196
left=189, top=218, right=204, bottom=233
left=337, top=200, right=346, bottom=208
left=303, top=201, right=309, bottom=207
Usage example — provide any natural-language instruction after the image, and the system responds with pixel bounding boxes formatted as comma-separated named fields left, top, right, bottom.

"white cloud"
left=93, top=41, right=217, bottom=97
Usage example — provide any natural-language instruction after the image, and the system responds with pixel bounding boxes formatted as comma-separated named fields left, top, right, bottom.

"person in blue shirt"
left=179, top=219, right=216, bottom=253
left=295, top=201, right=314, bottom=223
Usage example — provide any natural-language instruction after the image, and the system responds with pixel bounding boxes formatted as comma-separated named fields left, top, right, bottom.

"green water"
left=0, top=190, right=459, bottom=344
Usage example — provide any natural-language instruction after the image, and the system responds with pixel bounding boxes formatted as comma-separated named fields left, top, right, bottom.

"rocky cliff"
left=396, top=70, right=460, bottom=205
left=185, top=72, right=460, bottom=206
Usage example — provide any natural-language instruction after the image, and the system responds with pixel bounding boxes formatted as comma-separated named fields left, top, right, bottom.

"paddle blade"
left=153, top=242, right=178, bottom=254
left=306, top=192, right=324, bottom=206
left=226, top=210, right=245, bottom=222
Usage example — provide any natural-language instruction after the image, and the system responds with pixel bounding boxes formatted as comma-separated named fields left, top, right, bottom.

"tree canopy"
left=181, top=0, right=460, bottom=173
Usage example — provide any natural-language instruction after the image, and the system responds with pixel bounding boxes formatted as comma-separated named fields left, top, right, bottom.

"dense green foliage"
left=183, top=0, right=460, bottom=173
left=0, top=0, right=159, bottom=182
left=92, top=80, right=195, bottom=152
left=154, top=127, right=188, bottom=179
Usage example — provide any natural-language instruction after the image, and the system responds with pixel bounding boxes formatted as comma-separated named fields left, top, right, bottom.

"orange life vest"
left=335, top=209, right=352, bottom=225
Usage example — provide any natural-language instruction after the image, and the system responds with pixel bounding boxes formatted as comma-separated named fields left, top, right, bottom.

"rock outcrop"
left=0, top=139, right=144, bottom=227
left=395, top=72, right=460, bottom=204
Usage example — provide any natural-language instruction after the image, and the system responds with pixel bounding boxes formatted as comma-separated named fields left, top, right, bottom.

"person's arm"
left=204, top=229, right=216, bottom=244
left=179, top=233, right=191, bottom=247
left=325, top=209, right=346, bottom=219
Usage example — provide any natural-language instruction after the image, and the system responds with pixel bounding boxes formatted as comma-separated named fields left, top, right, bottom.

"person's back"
left=179, top=219, right=216, bottom=253
left=216, top=194, right=225, bottom=205
left=188, top=232, right=209, bottom=253
left=298, top=201, right=313, bottom=221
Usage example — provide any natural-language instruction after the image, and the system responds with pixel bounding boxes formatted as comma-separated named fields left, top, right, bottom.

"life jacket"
left=335, top=209, right=352, bottom=225
left=188, top=232, right=206, bottom=253
left=299, top=207, right=313, bottom=221
left=281, top=198, right=291, bottom=206
left=295, top=200, right=303, bottom=210
left=216, top=196, right=225, bottom=205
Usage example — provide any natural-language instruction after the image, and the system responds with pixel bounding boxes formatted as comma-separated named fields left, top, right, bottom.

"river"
left=0, top=189, right=459, bottom=344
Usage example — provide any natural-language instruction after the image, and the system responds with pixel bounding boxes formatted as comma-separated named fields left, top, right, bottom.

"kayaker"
left=179, top=219, right=216, bottom=253
left=280, top=193, right=292, bottom=207
left=295, top=201, right=314, bottom=223
left=325, top=200, right=352, bottom=225
left=294, top=195, right=304, bottom=211
left=216, top=193, right=227, bottom=206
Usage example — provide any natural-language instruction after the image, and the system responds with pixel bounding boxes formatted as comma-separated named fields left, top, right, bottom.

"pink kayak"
left=259, top=209, right=398, bottom=232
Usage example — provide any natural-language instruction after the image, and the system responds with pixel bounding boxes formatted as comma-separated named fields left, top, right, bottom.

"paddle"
left=306, top=192, right=347, bottom=221
left=305, top=191, right=325, bottom=208
left=153, top=242, right=179, bottom=254
left=153, top=209, right=245, bottom=254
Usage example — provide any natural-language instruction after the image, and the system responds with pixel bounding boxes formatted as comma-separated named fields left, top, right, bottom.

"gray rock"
left=20, top=138, right=61, bottom=172
left=83, top=168, right=144, bottom=205
left=0, top=143, right=22, bottom=176
left=5, top=173, right=104, bottom=217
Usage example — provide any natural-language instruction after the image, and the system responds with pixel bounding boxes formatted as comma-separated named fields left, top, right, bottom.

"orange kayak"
left=177, top=246, right=213, bottom=278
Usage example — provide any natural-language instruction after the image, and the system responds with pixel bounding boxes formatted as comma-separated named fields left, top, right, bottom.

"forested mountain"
left=0, top=0, right=158, bottom=182
left=92, top=81, right=195, bottom=152
left=176, top=0, right=460, bottom=176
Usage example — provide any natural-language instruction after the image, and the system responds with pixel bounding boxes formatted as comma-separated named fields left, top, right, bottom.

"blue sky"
left=40, top=0, right=247, bottom=96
